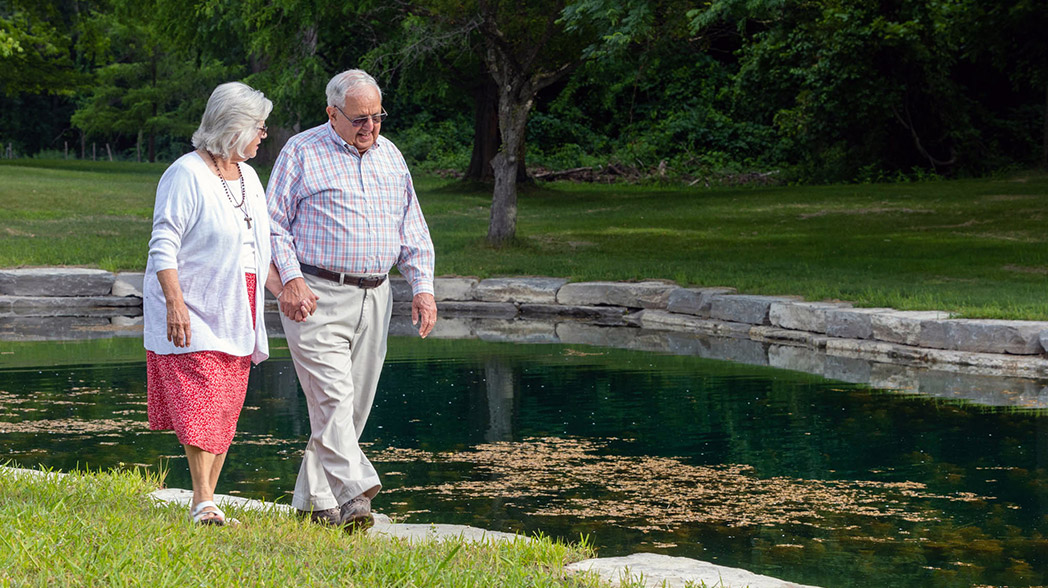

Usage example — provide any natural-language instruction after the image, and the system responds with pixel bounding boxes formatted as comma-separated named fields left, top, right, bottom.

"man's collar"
left=325, top=122, right=382, bottom=154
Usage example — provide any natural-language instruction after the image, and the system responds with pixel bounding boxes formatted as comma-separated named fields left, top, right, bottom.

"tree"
left=954, top=0, right=1048, bottom=169
left=690, top=0, right=975, bottom=181
left=71, top=3, right=235, bottom=161
left=476, top=0, right=584, bottom=245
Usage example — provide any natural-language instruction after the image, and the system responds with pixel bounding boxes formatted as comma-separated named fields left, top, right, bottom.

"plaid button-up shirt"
left=267, top=123, right=435, bottom=296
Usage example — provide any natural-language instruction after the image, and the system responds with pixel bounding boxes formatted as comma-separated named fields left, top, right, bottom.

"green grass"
left=2, top=159, right=1047, bottom=319
left=0, top=466, right=614, bottom=587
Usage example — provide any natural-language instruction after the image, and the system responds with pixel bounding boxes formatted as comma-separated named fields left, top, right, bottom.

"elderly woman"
left=143, top=81, right=290, bottom=525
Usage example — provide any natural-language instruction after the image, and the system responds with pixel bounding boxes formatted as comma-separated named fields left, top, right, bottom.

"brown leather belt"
left=300, top=264, right=387, bottom=288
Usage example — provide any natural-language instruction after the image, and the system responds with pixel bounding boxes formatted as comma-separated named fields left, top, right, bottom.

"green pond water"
left=2, top=335, right=1048, bottom=587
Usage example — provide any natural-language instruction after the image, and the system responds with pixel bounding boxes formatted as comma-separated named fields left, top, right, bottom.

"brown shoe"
left=297, top=507, right=341, bottom=526
left=339, top=495, right=374, bottom=532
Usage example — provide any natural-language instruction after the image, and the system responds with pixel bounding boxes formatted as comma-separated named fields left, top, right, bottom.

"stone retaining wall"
left=2, top=269, right=1047, bottom=407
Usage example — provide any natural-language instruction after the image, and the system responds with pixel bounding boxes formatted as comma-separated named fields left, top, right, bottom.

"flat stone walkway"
left=149, top=486, right=816, bottom=587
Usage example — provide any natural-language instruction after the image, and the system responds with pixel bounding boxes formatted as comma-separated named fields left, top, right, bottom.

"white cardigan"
left=143, top=152, right=270, bottom=364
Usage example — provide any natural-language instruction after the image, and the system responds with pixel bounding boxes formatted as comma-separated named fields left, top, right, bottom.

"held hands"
left=412, top=292, right=437, bottom=338
left=166, top=299, right=192, bottom=347
left=279, top=277, right=319, bottom=323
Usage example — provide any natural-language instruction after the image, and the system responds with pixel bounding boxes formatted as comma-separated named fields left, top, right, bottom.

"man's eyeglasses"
left=257, top=125, right=268, bottom=138
left=334, top=104, right=388, bottom=127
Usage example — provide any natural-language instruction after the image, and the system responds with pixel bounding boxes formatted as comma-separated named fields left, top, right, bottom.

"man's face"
left=327, top=86, right=382, bottom=154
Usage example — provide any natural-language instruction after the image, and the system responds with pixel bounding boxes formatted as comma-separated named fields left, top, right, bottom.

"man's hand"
left=279, top=277, right=319, bottom=323
left=411, top=292, right=437, bottom=338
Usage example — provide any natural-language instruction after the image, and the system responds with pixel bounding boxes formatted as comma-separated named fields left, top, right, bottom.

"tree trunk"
left=1042, top=82, right=1048, bottom=170
left=487, top=90, right=532, bottom=246
left=466, top=76, right=499, bottom=182
left=149, top=51, right=158, bottom=163
left=467, top=75, right=530, bottom=184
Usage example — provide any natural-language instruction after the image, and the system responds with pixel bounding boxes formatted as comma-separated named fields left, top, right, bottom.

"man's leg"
left=282, top=275, right=383, bottom=512
left=345, top=280, right=392, bottom=500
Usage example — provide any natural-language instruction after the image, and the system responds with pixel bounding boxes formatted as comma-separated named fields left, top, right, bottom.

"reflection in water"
left=484, top=357, right=514, bottom=442
left=2, top=337, right=1048, bottom=587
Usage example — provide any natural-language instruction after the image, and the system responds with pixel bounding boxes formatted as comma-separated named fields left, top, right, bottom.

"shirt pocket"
left=372, top=173, right=409, bottom=222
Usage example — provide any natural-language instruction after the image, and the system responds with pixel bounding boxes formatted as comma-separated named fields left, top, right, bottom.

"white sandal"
left=190, top=500, right=225, bottom=526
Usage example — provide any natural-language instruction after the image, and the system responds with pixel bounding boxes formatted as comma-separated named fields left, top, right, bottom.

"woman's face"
left=236, top=121, right=268, bottom=161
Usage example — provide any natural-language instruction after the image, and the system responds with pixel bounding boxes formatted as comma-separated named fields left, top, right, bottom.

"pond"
left=2, top=333, right=1048, bottom=587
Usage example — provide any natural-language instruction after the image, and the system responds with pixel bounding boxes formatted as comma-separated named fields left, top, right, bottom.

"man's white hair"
left=326, top=69, right=382, bottom=108
left=192, top=82, right=273, bottom=160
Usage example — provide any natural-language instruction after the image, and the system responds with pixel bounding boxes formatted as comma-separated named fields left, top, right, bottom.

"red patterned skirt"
left=146, top=273, right=257, bottom=455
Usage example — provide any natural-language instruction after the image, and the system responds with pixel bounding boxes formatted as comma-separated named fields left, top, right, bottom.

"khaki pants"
left=281, top=274, right=391, bottom=511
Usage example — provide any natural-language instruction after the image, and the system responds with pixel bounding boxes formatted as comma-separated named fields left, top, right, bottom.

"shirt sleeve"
left=266, top=143, right=304, bottom=284
left=396, top=172, right=435, bottom=296
left=148, top=163, right=199, bottom=272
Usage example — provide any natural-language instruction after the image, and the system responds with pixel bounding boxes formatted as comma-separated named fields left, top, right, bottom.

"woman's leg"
left=185, top=444, right=222, bottom=522
left=208, top=451, right=227, bottom=496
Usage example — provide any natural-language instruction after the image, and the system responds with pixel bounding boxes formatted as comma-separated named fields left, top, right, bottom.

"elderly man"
left=267, top=69, right=437, bottom=530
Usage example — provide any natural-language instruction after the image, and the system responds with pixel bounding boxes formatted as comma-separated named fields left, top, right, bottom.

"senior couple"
left=142, top=69, right=437, bottom=528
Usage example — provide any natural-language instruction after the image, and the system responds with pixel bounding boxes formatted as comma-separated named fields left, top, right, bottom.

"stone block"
left=389, top=276, right=413, bottom=302
left=566, top=552, right=818, bottom=588
left=919, top=319, right=1048, bottom=355
left=665, top=287, right=736, bottom=317
left=0, top=268, right=115, bottom=297
left=825, top=308, right=892, bottom=339
left=110, top=316, right=144, bottom=328
left=112, top=272, right=144, bottom=297
left=870, top=310, right=951, bottom=345
left=750, top=326, right=830, bottom=348
left=824, top=338, right=927, bottom=364
left=769, top=301, right=851, bottom=333
left=518, top=304, right=630, bottom=326
left=436, top=301, right=519, bottom=319
left=637, top=309, right=722, bottom=332
left=434, top=277, right=478, bottom=301
left=556, top=281, right=677, bottom=309
left=0, top=296, right=142, bottom=318
left=474, top=277, right=567, bottom=304
left=0, top=316, right=113, bottom=341
left=708, top=294, right=792, bottom=326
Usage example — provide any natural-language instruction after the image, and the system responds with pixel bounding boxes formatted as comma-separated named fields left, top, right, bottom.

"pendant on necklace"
left=245, top=216, right=253, bottom=229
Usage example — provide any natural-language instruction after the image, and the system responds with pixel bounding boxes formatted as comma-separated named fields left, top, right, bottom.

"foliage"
left=70, top=1, right=240, bottom=161
left=690, top=0, right=1046, bottom=182
left=1, top=1, right=1046, bottom=183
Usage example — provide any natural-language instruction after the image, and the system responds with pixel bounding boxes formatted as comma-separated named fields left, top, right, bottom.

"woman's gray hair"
left=326, top=69, right=382, bottom=108
left=192, top=82, right=273, bottom=160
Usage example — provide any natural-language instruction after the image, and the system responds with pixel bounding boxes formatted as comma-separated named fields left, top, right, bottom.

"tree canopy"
left=2, top=0, right=1045, bottom=188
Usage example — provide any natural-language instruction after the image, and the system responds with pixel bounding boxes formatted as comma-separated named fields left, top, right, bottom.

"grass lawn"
left=0, top=467, right=609, bottom=587
left=1, top=159, right=1046, bottom=320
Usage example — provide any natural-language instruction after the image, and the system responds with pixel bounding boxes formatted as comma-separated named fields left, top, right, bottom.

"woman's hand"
left=156, top=268, right=191, bottom=347
left=166, top=299, right=192, bottom=347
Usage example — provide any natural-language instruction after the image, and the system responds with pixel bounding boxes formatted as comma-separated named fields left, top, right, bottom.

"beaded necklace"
left=206, top=151, right=252, bottom=229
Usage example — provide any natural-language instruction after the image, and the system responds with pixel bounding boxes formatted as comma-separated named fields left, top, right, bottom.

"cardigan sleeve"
left=148, top=162, right=201, bottom=272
